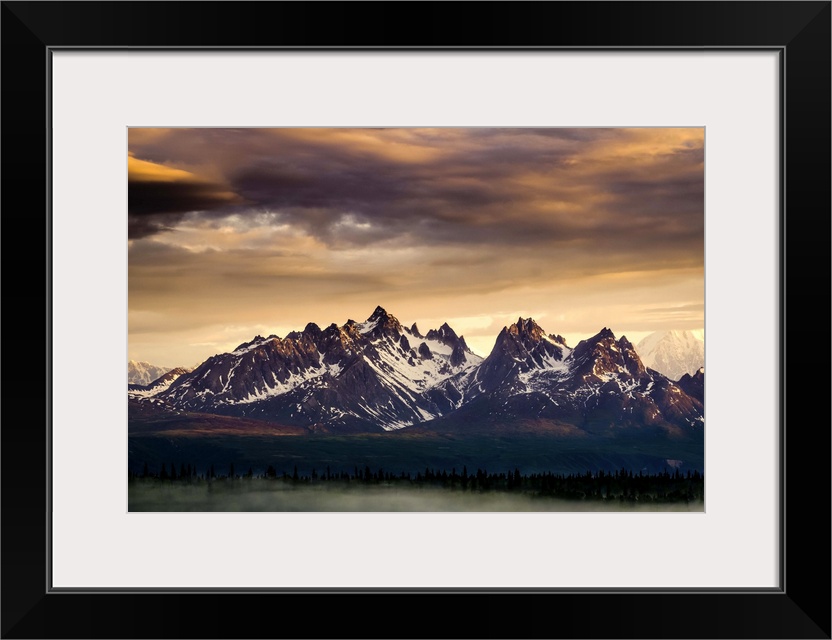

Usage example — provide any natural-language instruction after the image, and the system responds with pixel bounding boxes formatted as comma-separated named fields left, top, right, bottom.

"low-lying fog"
left=129, top=481, right=703, bottom=512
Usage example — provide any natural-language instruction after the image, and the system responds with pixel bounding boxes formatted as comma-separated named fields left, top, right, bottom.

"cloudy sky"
left=128, top=128, right=704, bottom=366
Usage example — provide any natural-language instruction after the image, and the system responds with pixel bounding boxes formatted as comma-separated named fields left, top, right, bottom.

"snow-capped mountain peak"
left=357, top=305, right=403, bottom=338
left=466, top=317, right=571, bottom=396
left=636, top=330, right=705, bottom=380
left=128, top=360, right=173, bottom=386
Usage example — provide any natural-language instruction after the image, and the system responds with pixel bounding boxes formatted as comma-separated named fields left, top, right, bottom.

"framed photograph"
left=3, top=2, right=829, bottom=638
left=125, top=124, right=707, bottom=515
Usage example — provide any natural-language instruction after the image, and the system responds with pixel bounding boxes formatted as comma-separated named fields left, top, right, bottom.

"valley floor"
left=129, top=430, right=704, bottom=479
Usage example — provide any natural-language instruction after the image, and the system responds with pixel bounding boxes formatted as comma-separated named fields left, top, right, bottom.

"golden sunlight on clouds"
left=128, top=128, right=704, bottom=366
left=588, top=128, right=703, bottom=159
left=127, top=128, right=173, bottom=145
left=127, top=154, right=237, bottom=199
left=271, top=128, right=446, bottom=164
left=127, top=154, right=197, bottom=182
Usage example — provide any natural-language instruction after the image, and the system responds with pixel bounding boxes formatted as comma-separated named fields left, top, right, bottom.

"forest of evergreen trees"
left=129, top=462, right=704, bottom=504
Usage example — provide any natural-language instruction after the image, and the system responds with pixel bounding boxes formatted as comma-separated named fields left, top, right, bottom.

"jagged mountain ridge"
left=421, top=320, right=703, bottom=436
left=135, top=307, right=704, bottom=434
left=154, top=307, right=482, bottom=432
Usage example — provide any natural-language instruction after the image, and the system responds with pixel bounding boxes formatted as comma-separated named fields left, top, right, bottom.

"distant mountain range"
left=128, top=360, right=174, bottom=386
left=636, top=330, right=705, bottom=381
left=129, top=367, right=193, bottom=395
left=129, top=307, right=704, bottom=436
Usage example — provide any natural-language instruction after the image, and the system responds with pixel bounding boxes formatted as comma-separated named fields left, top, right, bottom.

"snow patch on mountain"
left=234, top=361, right=344, bottom=404
left=129, top=378, right=177, bottom=398
left=516, top=346, right=573, bottom=391
left=128, top=366, right=192, bottom=397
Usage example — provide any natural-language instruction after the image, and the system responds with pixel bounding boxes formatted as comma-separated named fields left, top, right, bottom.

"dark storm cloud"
left=128, top=215, right=176, bottom=240
left=219, top=138, right=577, bottom=248
left=127, top=127, right=704, bottom=257
left=128, top=181, right=240, bottom=239
left=127, top=152, right=243, bottom=239
left=129, top=179, right=239, bottom=217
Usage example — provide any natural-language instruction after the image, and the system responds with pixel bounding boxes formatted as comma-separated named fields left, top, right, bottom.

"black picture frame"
left=2, top=2, right=829, bottom=638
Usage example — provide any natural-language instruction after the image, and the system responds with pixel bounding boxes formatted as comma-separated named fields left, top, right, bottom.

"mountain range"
left=129, top=306, right=704, bottom=436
